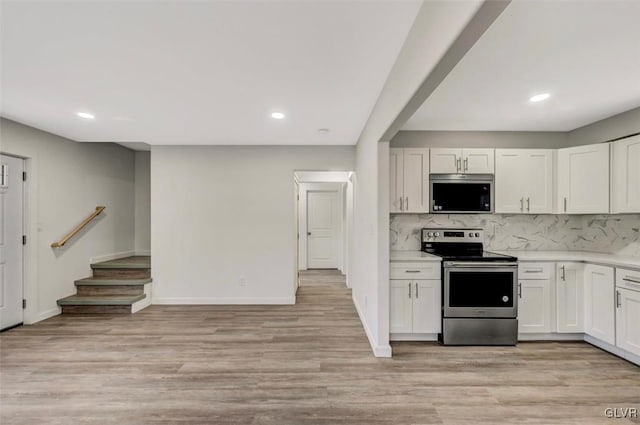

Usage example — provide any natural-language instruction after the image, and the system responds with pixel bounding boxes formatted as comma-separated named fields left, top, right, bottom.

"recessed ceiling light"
left=317, top=128, right=330, bottom=135
left=271, top=112, right=285, bottom=120
left=529, top=93, right=550, bottom=103
left=77, top=112, right=95, bottom=119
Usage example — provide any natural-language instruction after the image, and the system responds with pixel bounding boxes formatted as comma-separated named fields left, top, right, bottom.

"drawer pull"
left=405, top=270, right=422, bottom=273
left=524, top=269, right=543, bottom=273
left=623, top=277, right=640, bottom=284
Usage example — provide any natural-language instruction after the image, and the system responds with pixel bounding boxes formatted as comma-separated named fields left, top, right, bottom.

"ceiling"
left=1, top=1, right=421, bottom=146
left=402, top=1, right=640, bottom=132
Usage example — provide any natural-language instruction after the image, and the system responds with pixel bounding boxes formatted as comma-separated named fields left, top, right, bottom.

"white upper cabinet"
left=389, top=148, right=429, bottom=213
left=557, top=143, right=610, bottom=214
left=495, top=149, right=554, bottom=214
left=430, top=148, right=494, bottom=174
left=612, top=135, right=640, bottom=213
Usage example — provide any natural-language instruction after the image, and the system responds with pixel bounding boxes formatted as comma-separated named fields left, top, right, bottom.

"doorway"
left=294, top=171, right=354, bottom=295
left=0, top=154, right=24, bottom=331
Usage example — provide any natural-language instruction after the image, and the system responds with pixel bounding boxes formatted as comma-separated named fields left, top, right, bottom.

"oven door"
left=444, top=262, right=518, bottom=318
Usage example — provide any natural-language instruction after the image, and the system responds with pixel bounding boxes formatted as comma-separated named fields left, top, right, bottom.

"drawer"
left=616, top=267, right=640, bottom=292
left=390, top=262, right=441, bottom=280
left=518, top=262, right=553, bottom=279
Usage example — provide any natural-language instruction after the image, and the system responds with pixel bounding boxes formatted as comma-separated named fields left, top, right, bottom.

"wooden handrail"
left=51, top=206, right=106, bottom=248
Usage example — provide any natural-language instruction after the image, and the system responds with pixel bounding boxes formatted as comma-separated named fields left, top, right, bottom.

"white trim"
left=152, top=297, right=295, bottom=305
left=132, top=283, right=152, bottom=313
left=584, top=334, right=640, bottom=367
left=390, top=333, right=438, bottom=341
left=33, top=307, right=61, bottom=323
left=135, top=250, right=151, bottom=256
left=89, top=250, right=136, bottom=265
left=352, top=292, right=392, bottom=357
left=518, top=333, right=583, bottom=341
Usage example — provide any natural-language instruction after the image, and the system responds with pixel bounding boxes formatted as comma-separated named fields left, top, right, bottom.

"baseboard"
left=135, top=250, right=151, bottom=256
left=132, top=283, right=153, bottom=313
left=152, top=296, right=295, bottom=305
left=584, top=335, right=640, bottom=367
left=518, top=333, right=584, bottom=341
left=89, top=250, right=136, bottom=265
left=351, top=293, right=392, bottom=358
left=390, top=333, right=438, bottom=342
left=29, top=307, right=61, bottom=324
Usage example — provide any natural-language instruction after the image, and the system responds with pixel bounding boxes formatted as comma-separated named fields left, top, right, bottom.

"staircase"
left=57, top=256, right=152, bottom=314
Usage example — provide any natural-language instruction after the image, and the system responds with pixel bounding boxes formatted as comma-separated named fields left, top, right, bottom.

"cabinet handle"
left=408, top=282, right=412, bottom=298
left=520, top=198, right=524, bottom=212
left=564, top=197, right=567, bottom=212
left=415, top=282, right=419, bottom=298
left=524, top=268, right=543, bottom=273
left=405, top=270, right=421, bottom=273
left=456, top=157, right=461, bottom=173
left=399, top=197, right=403, bottom=211
left=560, top=265, right=566, bottom=281
left=616, top=290, right=621, bottom=308
left=518, top=282, right=522, bottom=299
left=464, top=158, right=468, bottom=171
left=527, top=197, right=531, bottom=212
left=406, top=196, right=409, bottom=211
left=623, top=277, right=640, bottom=284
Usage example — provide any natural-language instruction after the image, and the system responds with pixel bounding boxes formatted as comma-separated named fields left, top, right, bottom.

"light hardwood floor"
left=1, top=269, right=639, bottom=424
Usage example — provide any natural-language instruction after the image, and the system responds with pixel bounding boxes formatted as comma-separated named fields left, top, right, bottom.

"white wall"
left=391, top=130, right=569, bottom=148
left=0, top=118, right=136, bottom=323
left=297, top=182, right=344, bottom=271
left=134, top=151, right=151, bottom=253
left=151, top=146, right=354, bottom=304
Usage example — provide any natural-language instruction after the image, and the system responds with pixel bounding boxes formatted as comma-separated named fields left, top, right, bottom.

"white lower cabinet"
left=616, top=287, right=640, bottom=357
left=584, top=265, right=615, bottom=345
left=556, top=262, right=584, bottom=333
left=390, top=279, right=441, bottom=336
left=518, top=278, right=553, bottom=334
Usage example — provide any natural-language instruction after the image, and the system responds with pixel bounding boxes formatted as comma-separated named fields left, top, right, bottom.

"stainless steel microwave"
left=430, top=174, right=494, bottom=213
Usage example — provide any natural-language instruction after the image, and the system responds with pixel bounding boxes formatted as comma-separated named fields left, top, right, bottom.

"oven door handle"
left=445, top=262, right=518, bottom=268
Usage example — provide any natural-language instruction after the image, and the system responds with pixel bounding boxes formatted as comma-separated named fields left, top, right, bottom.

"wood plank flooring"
left=1, top=269, right=639, bottom=425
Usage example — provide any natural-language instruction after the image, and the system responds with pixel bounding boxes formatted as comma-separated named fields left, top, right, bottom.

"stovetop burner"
left=421, top=228, right=517, bottom=263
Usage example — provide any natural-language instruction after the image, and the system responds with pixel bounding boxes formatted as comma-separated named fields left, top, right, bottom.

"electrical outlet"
left=239, top=277, right=246, bottom=286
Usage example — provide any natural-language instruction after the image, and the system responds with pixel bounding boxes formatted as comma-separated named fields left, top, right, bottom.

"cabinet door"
left=462, top=149, right=494, bottom=174
left=556, top=263, right=584, bottom=333
left=390, top=280, right=413, bottom=333
left=523, top=150, right=554, bottom=214
left=584, top=265, right=615, bottom=345
left=616, top=288, right=640, bottom=357
left=411, top=280, right=441, bottom=334
left=557, top=144, right=609, bottom=214
left=402, top=149, right=430, bottom=213
left=612, top=135, right=640, bottom=213
left=495, top=150, right=525, bottom=213
left=430, top=148, right=461, bottom=174
left=389, top=149, right=404, bottom=213
left=518, top=279, right=552, bottom=333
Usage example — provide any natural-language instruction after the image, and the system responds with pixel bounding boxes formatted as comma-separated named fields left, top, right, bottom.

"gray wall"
left=567, top=106, right=640, bottom=146
left=0, top=118, right=136, bottom=322
left=134, top=151, right=151, bottom=253
left=391, top=130, right=568, bottom=148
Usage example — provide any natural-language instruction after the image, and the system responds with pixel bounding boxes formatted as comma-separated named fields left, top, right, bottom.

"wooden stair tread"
left=57, top=294, right=146, bottom=306
left=74, top=277, right=152, bottom=286
left=91, top=256, right=150, bottom=270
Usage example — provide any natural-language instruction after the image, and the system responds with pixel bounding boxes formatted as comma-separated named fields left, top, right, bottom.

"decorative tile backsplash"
left=390, top=214, right=640, bottom=257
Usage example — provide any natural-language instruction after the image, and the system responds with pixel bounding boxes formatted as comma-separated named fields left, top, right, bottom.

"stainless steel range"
left=421, top=228, right=518, bottom=345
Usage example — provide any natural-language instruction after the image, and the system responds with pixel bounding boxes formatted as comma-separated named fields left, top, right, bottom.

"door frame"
left=298, top=182, right=344, bottom=271
left=0, top=153, right=27, bottom=329
left=1, top=150, right=38, bottom=325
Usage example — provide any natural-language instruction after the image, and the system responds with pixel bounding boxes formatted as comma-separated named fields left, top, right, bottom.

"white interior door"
left=307, top=190, right=339, bottom=269
left=0, top=155, right=24, bottom=330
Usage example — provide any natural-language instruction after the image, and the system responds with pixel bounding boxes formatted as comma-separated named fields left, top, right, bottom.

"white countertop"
left=496, top=250, right=640, bottom=270
left=390, top=250, right=441, bottom=262
left=390, top=249, right=640, bottom=270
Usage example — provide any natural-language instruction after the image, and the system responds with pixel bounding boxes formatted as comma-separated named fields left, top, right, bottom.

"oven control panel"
left=422, top=228, right=484, bottom=243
